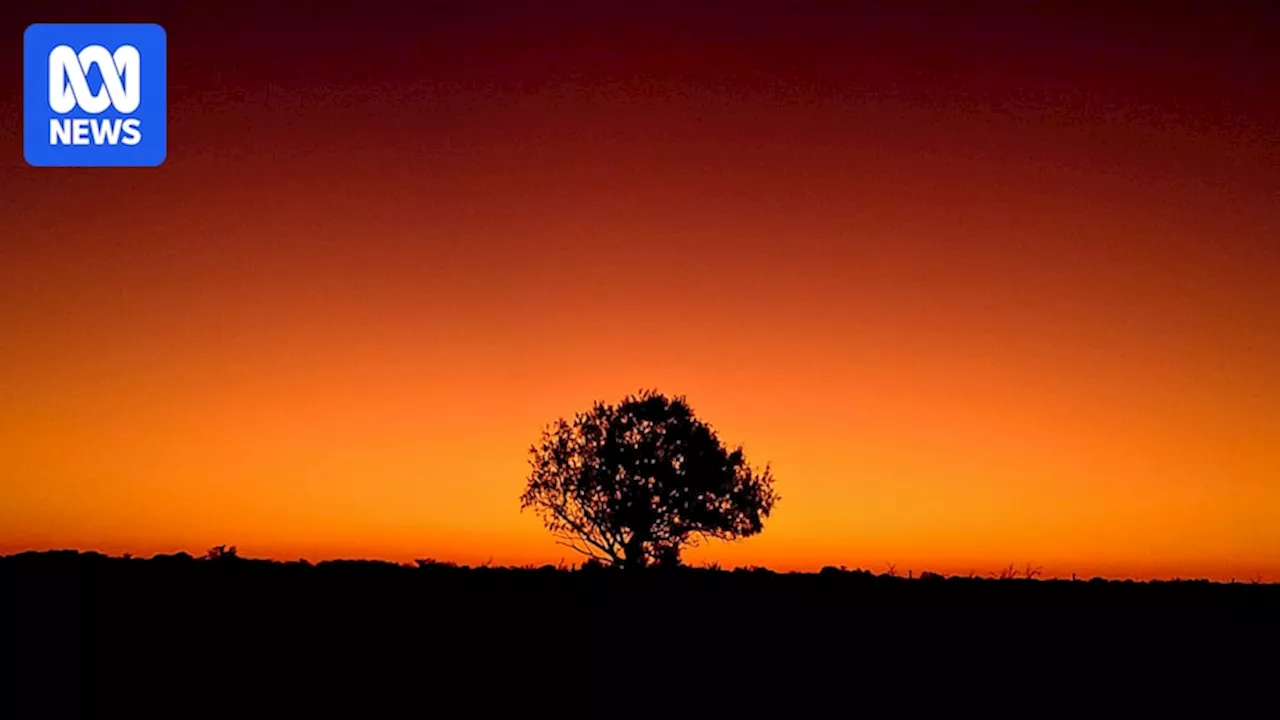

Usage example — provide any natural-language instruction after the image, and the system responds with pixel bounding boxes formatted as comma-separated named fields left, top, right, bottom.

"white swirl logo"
left=48, top=44, right=141, bottom=114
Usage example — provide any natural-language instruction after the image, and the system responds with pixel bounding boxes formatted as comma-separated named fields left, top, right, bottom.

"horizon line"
left=7, top=547, right=1275, bottom=587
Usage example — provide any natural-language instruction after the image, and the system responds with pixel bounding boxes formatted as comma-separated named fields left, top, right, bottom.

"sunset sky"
left=1, top=1, right=1277, bottom=580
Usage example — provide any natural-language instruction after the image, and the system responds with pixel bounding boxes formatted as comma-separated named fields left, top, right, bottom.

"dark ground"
left=3, top=550, right=1276, bottom=715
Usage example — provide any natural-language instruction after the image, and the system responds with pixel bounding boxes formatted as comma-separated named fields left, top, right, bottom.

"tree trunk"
left=655, top=544, right=681, bottom=569
left=623, top=534, right=647, bottom=569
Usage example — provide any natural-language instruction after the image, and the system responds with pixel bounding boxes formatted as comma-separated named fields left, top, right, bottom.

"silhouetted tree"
left=519, top=389, right=778, bottom=569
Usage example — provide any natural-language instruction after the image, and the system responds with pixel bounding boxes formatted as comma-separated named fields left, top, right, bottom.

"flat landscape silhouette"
left=4, top=548, right=1277, bottom=714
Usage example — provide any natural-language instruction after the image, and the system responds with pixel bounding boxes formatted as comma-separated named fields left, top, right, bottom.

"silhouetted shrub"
left=414, top=558, right=458, bottom=569
left=203, top=545, right=238, bottom=561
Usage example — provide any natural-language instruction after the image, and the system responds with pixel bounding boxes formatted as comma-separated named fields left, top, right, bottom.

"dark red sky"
left=1, top=1, right=1277, bottom=578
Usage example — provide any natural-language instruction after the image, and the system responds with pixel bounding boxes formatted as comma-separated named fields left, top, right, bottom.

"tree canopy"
left=519, top=390, right=778, bottom=568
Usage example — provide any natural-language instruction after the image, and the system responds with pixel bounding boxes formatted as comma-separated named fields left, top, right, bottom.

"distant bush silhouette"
left=990, top=562, right=1043, bottom=580
left=202, top=545, right=238, bottom=561
left=414, top=557, right=458, bottom=569
left=519, top=389, right=778, bottom=569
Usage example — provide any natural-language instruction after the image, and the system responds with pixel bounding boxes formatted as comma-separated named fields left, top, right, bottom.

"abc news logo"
left=48, top=44, right=144, bottom=146
left=24, top=23, right=167, bottom=167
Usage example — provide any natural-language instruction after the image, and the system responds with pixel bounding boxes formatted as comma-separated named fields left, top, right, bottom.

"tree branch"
left=553, top=538, right=611, bottom=563
left=548, top=505, right=622, bottom=564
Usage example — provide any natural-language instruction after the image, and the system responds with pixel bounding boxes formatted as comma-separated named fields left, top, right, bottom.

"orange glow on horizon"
left=1, top=2, right=1276, bottom=582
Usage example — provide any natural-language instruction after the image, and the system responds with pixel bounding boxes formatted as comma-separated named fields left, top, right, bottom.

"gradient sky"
left=2, top=1, right=1277, bottom=580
